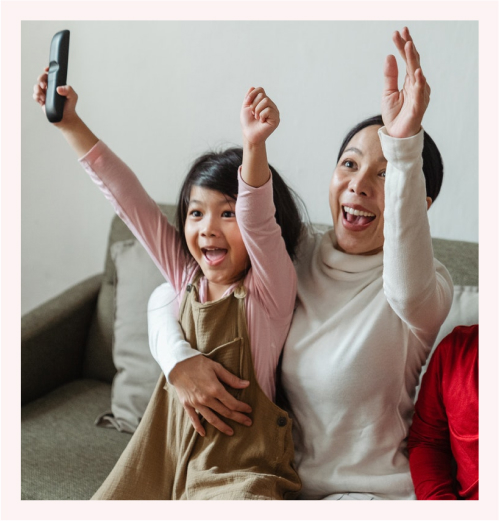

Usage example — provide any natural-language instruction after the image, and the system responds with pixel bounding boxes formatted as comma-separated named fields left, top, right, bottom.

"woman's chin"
left=335, top=230, right=384, bottom=256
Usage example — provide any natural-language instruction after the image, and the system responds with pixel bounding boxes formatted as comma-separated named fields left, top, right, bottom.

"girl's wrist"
left=243, top=138, right=267, bottom=152
left=56, top=113, right=82, bottom=132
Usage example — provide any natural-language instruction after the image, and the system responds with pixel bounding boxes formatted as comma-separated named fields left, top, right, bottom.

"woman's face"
left=329, top=125, right=386, bottom=255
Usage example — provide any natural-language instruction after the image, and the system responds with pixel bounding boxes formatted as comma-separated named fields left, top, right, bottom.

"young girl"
left=33, top=72, right=303, bottom=499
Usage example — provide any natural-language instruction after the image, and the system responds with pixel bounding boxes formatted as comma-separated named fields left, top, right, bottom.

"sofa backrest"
left=82, top=205, right=478, bottom=383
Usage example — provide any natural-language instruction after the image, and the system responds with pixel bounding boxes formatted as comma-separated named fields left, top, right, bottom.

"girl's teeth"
left=343, top=206, right=375, bottom=217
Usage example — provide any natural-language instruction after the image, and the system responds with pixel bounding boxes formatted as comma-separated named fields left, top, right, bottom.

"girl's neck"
left=205, top=281, right=233, bottom=303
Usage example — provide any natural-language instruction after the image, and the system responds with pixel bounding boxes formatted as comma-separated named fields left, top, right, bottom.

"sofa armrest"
left=21, top=274, right=103, bottom=405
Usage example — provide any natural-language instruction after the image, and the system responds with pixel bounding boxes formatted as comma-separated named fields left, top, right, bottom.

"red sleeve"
left=407, top=338, right=457, bottom=500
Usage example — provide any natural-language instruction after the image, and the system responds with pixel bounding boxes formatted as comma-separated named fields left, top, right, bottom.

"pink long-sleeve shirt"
left=79, top=141, right=297, bottom=401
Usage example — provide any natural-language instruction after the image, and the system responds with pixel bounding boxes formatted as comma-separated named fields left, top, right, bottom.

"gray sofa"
left=21, top=204, right=479, bottom=500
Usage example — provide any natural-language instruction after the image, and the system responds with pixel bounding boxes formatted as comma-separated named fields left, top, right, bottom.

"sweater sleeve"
left=407, top=340, right=457, bottom=500
left=79, top=141, right=189, bottom=294
left=379, top=127, right=453, bottom=341
left=236, top=168, right=297, bottom=320
left=148, top=283, right=201, bottom=382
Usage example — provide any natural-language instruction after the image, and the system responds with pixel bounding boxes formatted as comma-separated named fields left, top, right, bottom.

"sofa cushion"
left=416, top=285, right=479, bottom=392
left=83, top=204, right=177, bottom=383
left=21, top=379, right=132, bottom=500
left=95, top=239, right=164, bottom=433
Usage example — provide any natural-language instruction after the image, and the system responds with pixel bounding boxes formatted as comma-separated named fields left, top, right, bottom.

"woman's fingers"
left=392, top=30, right=407, bottom=61
left=203, top=393, right=252, bottom=426
left=185, top=405, right=206, bottom=437
left=405, top=41, right=420, bottom=83
left=170, top=356, right=252, bottom=435
left=383, top=54, right=399, bottom=96
left=213, top=365, right=251, bottom=410
left=414, top=68, right=430, bottom=109
left=197, top=404, right=234, bottom=436
left=393, top=28, right=421, bottom=68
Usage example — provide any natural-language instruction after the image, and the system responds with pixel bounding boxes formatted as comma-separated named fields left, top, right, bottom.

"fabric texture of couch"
left=21, top=204, right=479, bottom=500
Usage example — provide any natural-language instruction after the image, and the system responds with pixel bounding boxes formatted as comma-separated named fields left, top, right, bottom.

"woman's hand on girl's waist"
left=169, top=355, right=253, bottom=436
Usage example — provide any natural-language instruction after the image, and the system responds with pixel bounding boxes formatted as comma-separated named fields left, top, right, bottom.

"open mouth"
left=202, top=248, right=228, bottom=266
left=342, top=205, right=376, bottom=229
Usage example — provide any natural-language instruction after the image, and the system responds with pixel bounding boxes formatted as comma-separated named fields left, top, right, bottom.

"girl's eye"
left=379, top=171, right=386, bottom=178
left=189, top=210, right=202, bottom=217
left=222, top=211, right=235, bottom=218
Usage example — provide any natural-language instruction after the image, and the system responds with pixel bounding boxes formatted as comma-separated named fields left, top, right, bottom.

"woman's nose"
left=349, top=169, right=372, bottom=196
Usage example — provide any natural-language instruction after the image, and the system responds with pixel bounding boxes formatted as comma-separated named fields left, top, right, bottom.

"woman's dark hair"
left=336, top=115, right=444, bottom=203
left=175, top=147, right=306, bottom=262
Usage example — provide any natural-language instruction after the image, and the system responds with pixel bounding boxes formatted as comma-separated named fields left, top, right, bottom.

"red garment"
left=408, top=325, right=478, bottom=500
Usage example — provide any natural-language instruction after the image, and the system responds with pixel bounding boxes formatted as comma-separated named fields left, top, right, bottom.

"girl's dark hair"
left=336, top=115, right=444, bottom=203
left=176, top=147, right=306, bottom=262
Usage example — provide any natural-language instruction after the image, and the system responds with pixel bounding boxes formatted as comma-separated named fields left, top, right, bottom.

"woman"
left=147, top=27, right=453, bottom=500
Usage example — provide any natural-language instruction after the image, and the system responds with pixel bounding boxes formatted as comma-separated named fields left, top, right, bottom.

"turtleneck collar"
left=319, top=228, right=384, bottom=279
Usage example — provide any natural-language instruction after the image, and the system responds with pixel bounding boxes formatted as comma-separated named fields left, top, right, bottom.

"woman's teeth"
left=343, top=206, right=375, bottom=217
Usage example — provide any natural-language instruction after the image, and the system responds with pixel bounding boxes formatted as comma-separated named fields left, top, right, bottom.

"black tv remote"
left=46, top=30, right=70, bottom=123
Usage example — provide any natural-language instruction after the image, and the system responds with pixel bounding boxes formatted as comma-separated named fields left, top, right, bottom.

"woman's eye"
left=343, top=160, right=355, bottom=168
left=379, top=171, right=386, bottom=178
left=222, top=211, right=235, bottom=218
left=189, top=210, right=202, bottom=217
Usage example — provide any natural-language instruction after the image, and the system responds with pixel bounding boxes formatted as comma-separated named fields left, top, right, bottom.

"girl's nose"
left=200, top=217, right=220, bottom=237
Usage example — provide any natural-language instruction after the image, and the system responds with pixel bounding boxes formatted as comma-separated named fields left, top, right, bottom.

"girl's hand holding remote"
left=33, top=67, right=98, bottom=157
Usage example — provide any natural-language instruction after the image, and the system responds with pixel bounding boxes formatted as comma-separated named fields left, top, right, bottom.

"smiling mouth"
left=202, top=248, right=228, bottom=266
left=342, top=205, right=376, bottom=227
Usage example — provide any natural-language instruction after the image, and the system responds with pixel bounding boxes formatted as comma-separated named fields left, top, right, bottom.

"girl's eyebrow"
left=188, top=198, right=231, bottom=206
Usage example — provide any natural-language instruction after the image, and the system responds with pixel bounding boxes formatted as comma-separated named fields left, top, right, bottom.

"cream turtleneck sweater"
left=281, top=128, right=453, bottom=499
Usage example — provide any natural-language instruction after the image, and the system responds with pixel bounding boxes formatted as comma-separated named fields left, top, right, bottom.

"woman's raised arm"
left=380, top=28, right=453, bottom=340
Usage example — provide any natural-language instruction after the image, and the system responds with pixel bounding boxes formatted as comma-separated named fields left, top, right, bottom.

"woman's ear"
left=426, top=196, right=432, bottom=210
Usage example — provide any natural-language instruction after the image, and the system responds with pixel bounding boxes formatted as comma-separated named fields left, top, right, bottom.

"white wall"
left=21, top=21, right=478, bottom=314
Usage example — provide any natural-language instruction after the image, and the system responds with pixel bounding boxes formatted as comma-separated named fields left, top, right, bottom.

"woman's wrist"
left=385, top=124, right=422, bottom=139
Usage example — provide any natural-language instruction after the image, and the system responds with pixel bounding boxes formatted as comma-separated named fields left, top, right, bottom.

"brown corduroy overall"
left=92, top=275, right=301, bottom=500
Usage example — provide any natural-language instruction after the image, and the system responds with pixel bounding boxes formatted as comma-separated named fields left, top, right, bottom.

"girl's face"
left=329, top=125, right=387, bottom=255
left=184, top=185, right=250, bottom=295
